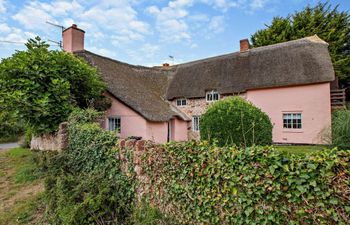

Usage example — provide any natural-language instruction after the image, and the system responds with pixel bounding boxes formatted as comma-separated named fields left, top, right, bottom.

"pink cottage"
left=63, top=24, right=335, bottom=145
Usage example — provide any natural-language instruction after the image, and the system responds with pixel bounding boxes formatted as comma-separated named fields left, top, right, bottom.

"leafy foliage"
left=131, top=200, right=177, bottom=225
left=44, top=109, right=135, bottom=224
left=0, top=37, right=106, bottom=135
left=332, top=109, right=350, bottom=149
left=142, top=141, right=350, bottom=224
left=0, top=111, right=23, bottom=143
left=251, top=2, right=350, bottom=90
left=200, top=97, right=272, bottom=147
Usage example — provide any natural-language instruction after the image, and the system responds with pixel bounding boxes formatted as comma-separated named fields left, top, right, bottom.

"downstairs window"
left=192, top=116, right=200, bottom=132
left=283, top=113, right=302, bottom=129
left=108, top=117, right=121, bottom=133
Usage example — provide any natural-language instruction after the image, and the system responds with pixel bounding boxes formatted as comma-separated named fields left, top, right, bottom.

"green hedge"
left=332, top=109, right=350, bottom=149
left=44, top=109, right=135, bottom=224
left=142, top=141, right=350, bottom=224
left=200, top=97, right=272, bottom=147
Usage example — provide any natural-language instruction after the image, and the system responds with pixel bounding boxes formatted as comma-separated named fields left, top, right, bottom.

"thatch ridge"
left=75, top=35, right=334, bottom=121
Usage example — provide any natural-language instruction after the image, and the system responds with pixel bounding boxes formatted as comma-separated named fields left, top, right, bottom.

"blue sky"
left=0, top=0, right=349, bottom=66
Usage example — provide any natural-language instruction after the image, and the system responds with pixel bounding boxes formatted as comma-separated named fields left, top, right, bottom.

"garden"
left=30, top=102, right=349, bottom=224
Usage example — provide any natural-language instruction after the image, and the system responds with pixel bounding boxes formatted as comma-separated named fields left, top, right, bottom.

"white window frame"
left=192, top=116, right=200, bottom=132
left=176, top=98, right=187, bottom=107
left=108, top=116, right=121, bottom=133
left=283, top=113, right=302, bottom=129
left=206, top=90, right=220, bottom=102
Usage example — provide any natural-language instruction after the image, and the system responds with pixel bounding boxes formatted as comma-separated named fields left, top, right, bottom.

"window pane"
left=192, top=116, right=200, bottom=131
left=176, top=99, right=181, bottom=105
left=182, top=99, right=186, bottom=105
left=283, top=113, right=302, bottom=129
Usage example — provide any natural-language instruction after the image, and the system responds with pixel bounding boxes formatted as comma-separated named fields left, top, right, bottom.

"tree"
left=0, top=37, right=106, bottom=135
left=200, top=97, right=273, bottom=147
left=251, top=2, right=350, bottom=91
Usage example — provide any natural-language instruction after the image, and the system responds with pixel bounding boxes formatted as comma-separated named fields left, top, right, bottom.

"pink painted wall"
left=105, top=93, right=148, bottom=139
left=246, top=83, right=331, bottom=144
left=171, top=118, right=188, bottom=141
left=105, top=93, right=188, bottom=144
left=146, top=121, right=168, bottom=143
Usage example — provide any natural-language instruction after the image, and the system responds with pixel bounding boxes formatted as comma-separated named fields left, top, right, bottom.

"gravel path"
left=0, top=142, right=19, bottom=150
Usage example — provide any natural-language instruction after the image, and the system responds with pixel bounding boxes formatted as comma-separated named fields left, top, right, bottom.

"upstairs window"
left=206, top=90, right=219, bottom=102
left=108, top=117, right=121, bottom=133
left=176, top=98, right=187, bottom=106
left=192, top=116, right=200, bottom=132
left=283, top=113, right=302, bottom=129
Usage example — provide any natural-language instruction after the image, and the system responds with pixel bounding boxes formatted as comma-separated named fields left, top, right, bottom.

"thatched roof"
left=166, top=35, right=335, bottom=99
left=75, top=50, right=189, bottom=122
left=75, top=35, right=334, bottom=122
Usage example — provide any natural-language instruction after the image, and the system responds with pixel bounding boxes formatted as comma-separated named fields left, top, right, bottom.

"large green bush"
left=332, top=109, right=350, bottom=149
left=142, top=141, right=350, bottom=224
left=0, top=37, right=106, bottom=135
left=44, top=109, right=135, bottom=224
left=200, top=97, right=272, bottom=147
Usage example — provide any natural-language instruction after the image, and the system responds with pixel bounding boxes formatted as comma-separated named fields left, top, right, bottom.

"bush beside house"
left=0, top=37, right=106, bottom=137
left=200, top=97, right=273, bottom=147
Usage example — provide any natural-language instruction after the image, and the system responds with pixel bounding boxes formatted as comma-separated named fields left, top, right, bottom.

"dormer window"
left=206, top=90, right=219, bottom=102
left=176, top=98, right=187, bottom=106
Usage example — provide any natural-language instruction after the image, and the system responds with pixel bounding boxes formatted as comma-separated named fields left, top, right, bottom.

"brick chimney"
left=62, top=24, right=85, bottom=52
left=240, top=39, right=249, bottom=52
left=163, top=63, right=170, bottom=68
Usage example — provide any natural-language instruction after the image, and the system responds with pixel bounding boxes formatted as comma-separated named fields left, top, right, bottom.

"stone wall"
left=117, top=139, right=151, bottom=202
left=171, top=93, right=246, bottom=140
left=30, top=122, right=69, bottom=151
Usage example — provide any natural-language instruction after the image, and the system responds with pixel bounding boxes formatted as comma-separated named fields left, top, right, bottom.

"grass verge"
left=0, top=148, right=45, bottom=225
left=274, top=145, right=330, bottom=154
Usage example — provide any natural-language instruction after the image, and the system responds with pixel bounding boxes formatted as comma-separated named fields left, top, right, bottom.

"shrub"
left=0, top=111, right=23, bottom=143
left=44, top=109, right=135, bottom=224
left=141, top=141, right=350, bottom=224
left=0, top=37, right=106, bottom=135
left=200, top=97, right=272, bottom=147
left=332, top=109, right=350, bottom=149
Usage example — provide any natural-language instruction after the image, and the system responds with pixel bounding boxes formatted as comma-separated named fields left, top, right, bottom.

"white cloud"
left=201, top=0, right=271, bottom=12
left=0, top=27, right=36, bottom=43
left=201, top=0, right=238, bottom=12
left=87, top=46, right=116, bottom=58
left=140, top=43, right=160, bottom=58
left=0, top=23, right=10, bottom=33
left=146, top=0, right=193, bottom=43
left=78, top=0, right=150, bottom=45
left=0, top=0, right=6, bottom=14
left=249, top=0, right=268, bottom=10
left=208, top=16, right=225, bottom=34
left=12, top=0, right=83, bottom=30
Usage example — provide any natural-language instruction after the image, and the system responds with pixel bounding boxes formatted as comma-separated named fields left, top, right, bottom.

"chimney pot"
left=240, top=39, right=249, bottom=52
left=62, top=24, right=85, bottom=53
left=163, top=63, right=170, bottom=67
